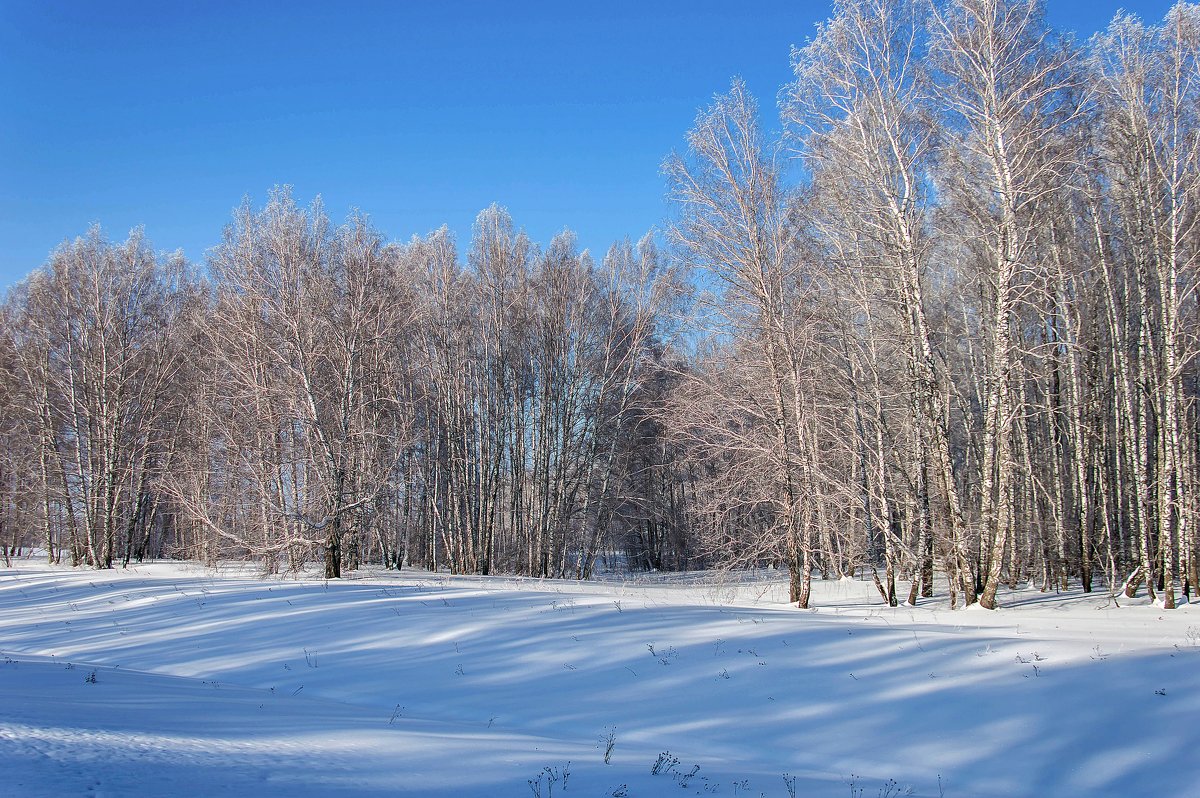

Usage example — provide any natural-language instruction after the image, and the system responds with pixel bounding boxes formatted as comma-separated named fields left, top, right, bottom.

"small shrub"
left=651, top=751, right=680, bottom=776
left=676, top=764, right=700, bottom=788
left=600, top=726, right=617, bottom=764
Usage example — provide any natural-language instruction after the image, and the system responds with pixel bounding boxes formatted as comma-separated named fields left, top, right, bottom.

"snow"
left=1, top=560, right=1197, bottom=797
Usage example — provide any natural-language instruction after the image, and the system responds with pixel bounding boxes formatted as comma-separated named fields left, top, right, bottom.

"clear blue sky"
left=0, top=0, right=1176, bottom=289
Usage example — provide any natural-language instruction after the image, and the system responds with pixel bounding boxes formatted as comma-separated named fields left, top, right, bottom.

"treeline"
left=2, top=0, right=1198, bottom=610
left=0, top=200, right=690, bottom=579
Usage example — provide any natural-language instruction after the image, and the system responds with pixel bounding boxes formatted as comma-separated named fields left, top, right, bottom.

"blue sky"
left=0, top=0, right=1177, bottom=289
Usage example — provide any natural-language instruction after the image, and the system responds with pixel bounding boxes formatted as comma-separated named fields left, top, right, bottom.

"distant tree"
left=186, top=189, right=415, bottom=577
left=2, top=229, right=192, bottom=568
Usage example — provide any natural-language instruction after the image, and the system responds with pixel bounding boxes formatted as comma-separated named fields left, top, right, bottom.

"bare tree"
left=666, top=81, right=831, bottom=606
left=187, top=190, right=414, bottom=577
left=929, top=0, right=1083, bottom=608
left=2, top=229, right=191, bottom=569
left=785, top=0, right=973, bottom=605
left=1091, top=4, right=1200, bottom=606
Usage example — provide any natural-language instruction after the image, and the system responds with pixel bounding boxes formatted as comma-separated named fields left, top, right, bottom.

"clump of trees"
left=0, top=192, right=686, bottom=580
left=2, top=0, right=1197, bottom=610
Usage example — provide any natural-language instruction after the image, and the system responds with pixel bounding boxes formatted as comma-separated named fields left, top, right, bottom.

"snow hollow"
left=1, top=560, right=1196, bottom=796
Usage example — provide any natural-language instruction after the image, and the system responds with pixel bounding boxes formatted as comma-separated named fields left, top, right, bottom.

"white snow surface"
left=1, top=560, right=1196, bottom=797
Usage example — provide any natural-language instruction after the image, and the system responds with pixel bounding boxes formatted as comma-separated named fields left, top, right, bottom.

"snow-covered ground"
left=0, top=560, right=1196, bottom=797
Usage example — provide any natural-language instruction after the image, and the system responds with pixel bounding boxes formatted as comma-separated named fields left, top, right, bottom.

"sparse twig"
left=601, top=726, right=617, bottom=764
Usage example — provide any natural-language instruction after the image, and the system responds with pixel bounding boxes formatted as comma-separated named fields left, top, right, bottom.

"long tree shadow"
left=0, top=565, right=1196, bottom=796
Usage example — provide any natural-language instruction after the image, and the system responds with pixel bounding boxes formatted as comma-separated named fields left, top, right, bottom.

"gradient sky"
left=0, top=0, right=1178, bottom=289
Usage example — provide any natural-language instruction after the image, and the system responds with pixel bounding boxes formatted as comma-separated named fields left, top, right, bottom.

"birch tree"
left=929, top=0, right=1083, bottom=607
left=1092, top=4, right=1200, bottom=606
left=666, top=81, right=828, bottom=606
left=195, top=190, right=414, bottom=577
left=785, top=0, right=973, bottom=604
